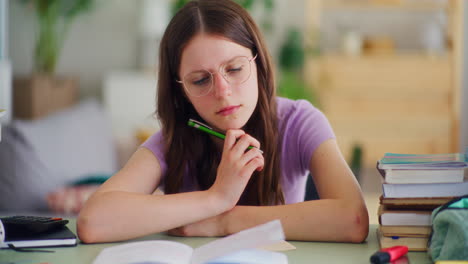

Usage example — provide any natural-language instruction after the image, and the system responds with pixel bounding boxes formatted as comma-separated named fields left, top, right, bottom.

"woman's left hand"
left=168, top=211, right=228, bottom=237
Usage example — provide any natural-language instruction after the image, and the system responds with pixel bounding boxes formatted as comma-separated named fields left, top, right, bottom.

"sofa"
left=0, top=99, right=121, bottom=214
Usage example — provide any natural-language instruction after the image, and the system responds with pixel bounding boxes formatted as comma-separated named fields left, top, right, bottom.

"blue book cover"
left=379, top=147, right=468, bottom=164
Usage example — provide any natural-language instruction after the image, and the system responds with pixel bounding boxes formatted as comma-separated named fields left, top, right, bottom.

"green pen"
left=187, top=118, right=263, bottom=153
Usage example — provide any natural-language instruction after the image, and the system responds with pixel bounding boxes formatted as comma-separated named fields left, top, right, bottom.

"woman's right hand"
left=209, top=129, right=264, bottom=209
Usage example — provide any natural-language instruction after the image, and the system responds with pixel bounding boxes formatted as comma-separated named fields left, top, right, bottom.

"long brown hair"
left=157, top=0, right=284, bottom=205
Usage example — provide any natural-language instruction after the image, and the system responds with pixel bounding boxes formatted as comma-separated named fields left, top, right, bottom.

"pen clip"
left=188, top=118, right=213, bottom=130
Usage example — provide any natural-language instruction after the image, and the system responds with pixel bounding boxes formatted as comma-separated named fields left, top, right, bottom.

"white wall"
left=9, top=0, right=140, bottom=99
left=9, top=0, right=305, bottom=99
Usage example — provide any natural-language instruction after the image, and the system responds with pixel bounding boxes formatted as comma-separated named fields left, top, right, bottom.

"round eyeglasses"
left=176, top=54, right=257, bottom=97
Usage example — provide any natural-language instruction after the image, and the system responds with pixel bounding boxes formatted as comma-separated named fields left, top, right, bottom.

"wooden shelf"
left=323, top=0, right=448, bottom=11
left=305, top=0, right=463, bottom=165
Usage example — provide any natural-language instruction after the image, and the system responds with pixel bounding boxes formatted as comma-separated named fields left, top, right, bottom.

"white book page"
left=93, top=240, right=193, bottom=264
left=190, top=220, right=285, bottom=264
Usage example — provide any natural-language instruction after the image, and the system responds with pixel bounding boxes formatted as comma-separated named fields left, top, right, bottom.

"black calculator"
left=0, top=216, right=69, bottom=235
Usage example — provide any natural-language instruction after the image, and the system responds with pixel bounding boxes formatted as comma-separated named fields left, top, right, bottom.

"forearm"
left=77, top=190, right=227, bottom=243
left=224, top=199, right=369, bottom=243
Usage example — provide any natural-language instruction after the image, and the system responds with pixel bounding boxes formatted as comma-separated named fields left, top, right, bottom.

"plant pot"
left=13, top=74, right=78, bottom=120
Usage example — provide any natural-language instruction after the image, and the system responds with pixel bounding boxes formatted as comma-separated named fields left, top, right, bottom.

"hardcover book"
left=376, top=164, right=465, bottom=184
left=379, top=225, right=431, bottom=237
left=379, top=195, right=453, bottom=210
left=382, top=181, right=468, bottom=198
left=0, top=225, right=77, bottom=249
left=378, top=152, right=467, bottom=166
left=376, top=229, right=428, bottom=252
left=378, top=205, right=432, bottom=226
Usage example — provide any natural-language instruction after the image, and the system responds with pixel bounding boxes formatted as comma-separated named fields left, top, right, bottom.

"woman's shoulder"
left=140, top=130, right=165, bottom=158
left=275, top=96, right=334, bottom=141
left=276, top=96, right=319, bottom=120
left=140, top=130, right=167, bottom=175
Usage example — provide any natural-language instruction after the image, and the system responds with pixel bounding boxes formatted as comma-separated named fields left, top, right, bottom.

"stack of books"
left=376, top=151, right=468, bottom=251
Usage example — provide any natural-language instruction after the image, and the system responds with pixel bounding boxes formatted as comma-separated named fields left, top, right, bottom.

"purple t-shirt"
left=141, top=97, right=335, bottom=204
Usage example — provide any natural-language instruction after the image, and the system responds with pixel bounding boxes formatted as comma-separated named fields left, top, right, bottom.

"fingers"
left=240, top=148, right=264, bottom=171
left=244, top=156, right=264, bottom=174
left=224, top=130, right=261, bottom=156
left=223, top=129, right=245, bottom=153
left=223, top=129, right=264, bottom=175
left=232, top=134, right=261, bottom=154
left=214, top=130, right=264, bottom=207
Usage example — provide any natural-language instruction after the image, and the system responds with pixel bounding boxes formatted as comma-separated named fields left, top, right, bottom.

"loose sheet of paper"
left=258, top=241, right=296, bottom=251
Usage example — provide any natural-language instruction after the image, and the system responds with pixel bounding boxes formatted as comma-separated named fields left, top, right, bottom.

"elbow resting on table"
left=76, top=212, right=104, bottom=244
left=345, top=206, right=369, bottom=243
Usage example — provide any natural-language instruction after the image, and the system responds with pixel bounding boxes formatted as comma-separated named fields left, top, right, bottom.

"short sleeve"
left=297, top=100, right=335, bottom=171
left=281, top=99, right=336, bottom=173
left=140, top=131, right=167, bottom=177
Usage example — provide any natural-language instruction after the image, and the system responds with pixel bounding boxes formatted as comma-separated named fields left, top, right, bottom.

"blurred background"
left=0, top=0, right=467, bottom=222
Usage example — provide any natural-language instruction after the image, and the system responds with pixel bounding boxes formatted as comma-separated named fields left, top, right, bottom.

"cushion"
left=0, top=99, right=117, bottom=211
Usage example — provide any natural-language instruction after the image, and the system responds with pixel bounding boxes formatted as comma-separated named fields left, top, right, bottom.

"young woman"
left=78, top=0, right=368, bottom=243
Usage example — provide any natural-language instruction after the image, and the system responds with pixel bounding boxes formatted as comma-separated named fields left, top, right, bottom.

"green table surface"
left=1, top=220, right=432, bottom=264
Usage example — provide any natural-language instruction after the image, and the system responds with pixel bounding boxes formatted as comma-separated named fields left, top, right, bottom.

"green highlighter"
left=187, top=118, right=263, bottom=153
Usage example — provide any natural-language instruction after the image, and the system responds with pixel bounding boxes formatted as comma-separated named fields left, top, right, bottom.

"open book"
left=93, top=220, right=288, bottom=264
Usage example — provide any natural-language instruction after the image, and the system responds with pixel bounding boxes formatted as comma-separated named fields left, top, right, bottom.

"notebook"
left=0, top=225, right=77, bottom=249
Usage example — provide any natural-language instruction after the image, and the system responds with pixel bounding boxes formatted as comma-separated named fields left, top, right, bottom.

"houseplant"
left=278, top=28, right=319, bottom=106
left=22, top=0, right=94, bottom=74
left=14, top=0, right=94, bottom=119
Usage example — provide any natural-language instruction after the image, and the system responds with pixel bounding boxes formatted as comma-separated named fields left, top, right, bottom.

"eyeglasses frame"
left=176, top=54, right=258, bottom=97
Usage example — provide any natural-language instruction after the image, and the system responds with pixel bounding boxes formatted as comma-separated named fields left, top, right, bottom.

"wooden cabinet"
left=305, top=0, right=463, bottom=166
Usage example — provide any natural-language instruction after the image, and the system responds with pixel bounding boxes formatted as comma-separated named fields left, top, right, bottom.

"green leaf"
left=18, top=0, right=96, bottom=74
left=62, top=0, right=94, bottom=19
left=279, top=29, right=304, bottom=71
left=278, top=70, right=318, bottom=107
